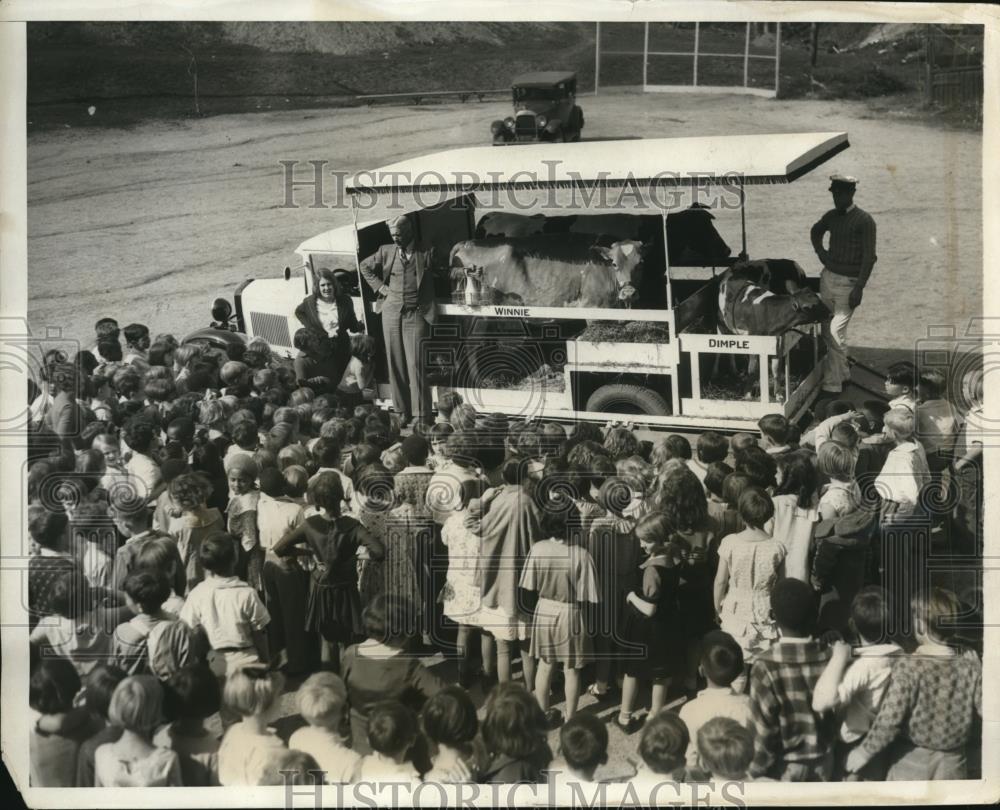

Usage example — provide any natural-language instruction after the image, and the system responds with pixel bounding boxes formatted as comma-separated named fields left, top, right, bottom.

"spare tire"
left=585, top=383, right=670, bottom=416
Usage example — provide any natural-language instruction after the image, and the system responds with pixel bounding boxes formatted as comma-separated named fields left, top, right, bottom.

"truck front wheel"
left=585, top=383, right=671, bottom=416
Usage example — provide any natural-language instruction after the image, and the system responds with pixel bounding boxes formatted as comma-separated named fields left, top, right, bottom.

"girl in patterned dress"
left=519, top=482, right=599, bottom=726
left=713, top=487, right=786, bottom=663
left=439, top=478, right=487, bottom=686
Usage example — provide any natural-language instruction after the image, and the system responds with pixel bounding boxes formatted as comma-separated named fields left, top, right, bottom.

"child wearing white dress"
left=94, top=676, right=183, bottom=786
left=714, top=488, right=786, bottom=662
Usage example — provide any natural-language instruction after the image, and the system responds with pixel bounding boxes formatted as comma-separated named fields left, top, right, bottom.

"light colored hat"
left=829, top=173, right=858, bottom=190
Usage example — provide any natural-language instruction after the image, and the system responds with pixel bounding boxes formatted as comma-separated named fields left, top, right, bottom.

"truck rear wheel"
left=585, top=384, right=670, bottom=416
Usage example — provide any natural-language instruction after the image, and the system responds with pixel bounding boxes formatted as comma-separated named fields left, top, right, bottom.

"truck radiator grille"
left=248, top=311, right=292, bottom=348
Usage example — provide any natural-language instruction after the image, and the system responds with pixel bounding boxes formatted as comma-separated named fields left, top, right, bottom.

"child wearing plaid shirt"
left=748, top=578, right=835, bottom=781
left=846, top=588, right=982, bottom=780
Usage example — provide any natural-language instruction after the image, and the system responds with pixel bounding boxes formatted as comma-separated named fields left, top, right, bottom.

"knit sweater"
left=861, top=647, right=982, bottom=756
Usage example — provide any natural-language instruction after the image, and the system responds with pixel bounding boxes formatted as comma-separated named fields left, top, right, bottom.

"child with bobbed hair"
left=251, top=367, right=276, bottom=395
left=75, top=664, right=128, bottom=787
left=450, top=402, right=478, bottom=431
left=713, top=487, right=785, bottom=662
left=217, top=665, right=287, bottom=785
left=652, top=465, right=716, bottom=689
left=435, top=390, right=463, bottom=425
left=817, top=441, right=859, bottom=520
left=770, top=449, right=821, bottom=583
left=696, top=717, right=755, bottom=781
left=720, top=471, right=753, bottom=533
left=168, top=472, right=225, bottom=592
left=616, top=510, right=681, bottom=733
left=426, top=422, right=454, bottom=471
left=337, top=334, right=376, bottom=410
left=273, top=471, right=382, bottom=670
left=155, top=664, right=223, bottom=786
left=603, top=426, right=639, bottom=461
left=134, top=537, right=186, bottom=614
left=287, top=672, right=361, bottom=784
left=477, top=682, right=553, bottom=784
left=29, top=657, right=103, bottom=787
left=282, top=465, right=310, bottom=502
left=94, top=675, right=183, bottom=786
left=691, top=431, right=730, bottom=487
left=734, top=444, right=778, bottom=491
left=421, top=686, right=481, bottom=783
left=633, top=710, right=688, bottom=782
left=520, top=485, right=598, bottom=726
left=704, top=460, right=735, bottom=536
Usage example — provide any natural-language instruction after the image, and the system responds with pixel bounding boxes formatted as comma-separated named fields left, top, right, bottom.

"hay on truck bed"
left=480, top=363, right=566, bottom=392
left=576, top=320, right=672, bottom=343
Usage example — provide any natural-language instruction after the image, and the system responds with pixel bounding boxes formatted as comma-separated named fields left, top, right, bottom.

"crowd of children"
left=24, top=319, right=984, bottom=788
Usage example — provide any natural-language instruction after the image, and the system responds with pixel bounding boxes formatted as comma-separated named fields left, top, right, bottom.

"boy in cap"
left=810, top=174, right=877, bottom=395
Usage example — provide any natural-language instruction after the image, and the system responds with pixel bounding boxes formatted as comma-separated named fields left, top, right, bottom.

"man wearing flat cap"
left=360, top=213, right=437, bottom=426
left=810, top=174, right=877, bottom=394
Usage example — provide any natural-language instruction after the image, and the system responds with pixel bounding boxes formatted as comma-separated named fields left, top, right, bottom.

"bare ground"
left=28, top=90, right=981, bottom=368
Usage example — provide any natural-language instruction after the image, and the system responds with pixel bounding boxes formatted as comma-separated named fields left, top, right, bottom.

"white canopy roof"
left=346, top=132, right=849, bottom=199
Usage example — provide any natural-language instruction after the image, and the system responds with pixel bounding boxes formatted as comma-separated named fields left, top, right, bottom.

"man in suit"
left=359, top=214, right=437, bottom=426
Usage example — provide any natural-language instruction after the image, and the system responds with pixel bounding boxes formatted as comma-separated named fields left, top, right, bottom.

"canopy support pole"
left=662, top=212, right=673, bottom=311
left=739, top=179, right=748, bottom=260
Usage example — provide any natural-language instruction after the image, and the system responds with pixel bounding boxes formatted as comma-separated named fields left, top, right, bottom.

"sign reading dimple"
left=709, top=338, right=750, bottom=349
left=493, top=306, right=530, bottom=317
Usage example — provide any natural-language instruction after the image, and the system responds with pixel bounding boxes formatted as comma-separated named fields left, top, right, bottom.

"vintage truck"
left=490, top=71, right=584, bottom=144
left=189, top=132, right=851, bottom=433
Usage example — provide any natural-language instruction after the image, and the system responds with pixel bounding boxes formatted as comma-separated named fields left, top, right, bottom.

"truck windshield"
left=308, top=253, right=360, bottom=295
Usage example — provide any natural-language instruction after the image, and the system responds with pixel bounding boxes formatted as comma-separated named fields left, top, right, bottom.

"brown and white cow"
left=450, top=233, right=646, bottom=308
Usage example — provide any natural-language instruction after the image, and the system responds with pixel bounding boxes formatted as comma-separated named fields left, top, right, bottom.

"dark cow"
left=450, top=233, right=646, bottom=308
left=666, top=204, right=732, bottom=267
left=714, top=259, right=832, bottom=392
left=475, top=212, right=548, bottom=239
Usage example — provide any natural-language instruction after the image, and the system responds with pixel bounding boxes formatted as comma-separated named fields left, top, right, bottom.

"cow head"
left=788, top=287, right=832, bottom=325
left=595, top=240, right=645, bottom=303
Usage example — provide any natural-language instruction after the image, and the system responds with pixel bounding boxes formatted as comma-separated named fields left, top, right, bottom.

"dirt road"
left=28, top=91, right=981, bottom=364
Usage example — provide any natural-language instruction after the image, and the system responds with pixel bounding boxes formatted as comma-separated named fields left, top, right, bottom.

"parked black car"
left=491, top=71, right=584, bottom=144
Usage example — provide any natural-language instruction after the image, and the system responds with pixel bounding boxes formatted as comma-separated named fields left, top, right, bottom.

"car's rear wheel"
left=585, top=383, right=671, bottom=416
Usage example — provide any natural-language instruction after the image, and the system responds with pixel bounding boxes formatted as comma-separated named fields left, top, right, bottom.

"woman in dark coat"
left=294, top=267, right=363, bottom=389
